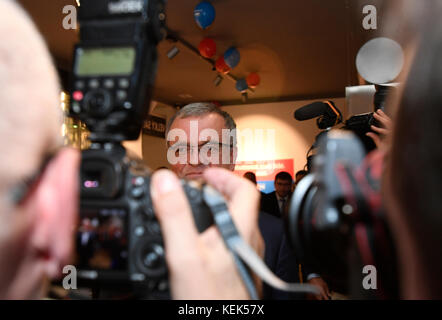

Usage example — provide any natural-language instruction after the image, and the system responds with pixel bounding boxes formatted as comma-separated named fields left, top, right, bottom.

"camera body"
left=343, top=85, right=396, bottom=151
left=68, top=0, right=214, bottom=295
left=76, top=143, right=213, bottom=293
left=288, top=130, right=398, bottom=298
left=289, top=131, right=365, bottom=292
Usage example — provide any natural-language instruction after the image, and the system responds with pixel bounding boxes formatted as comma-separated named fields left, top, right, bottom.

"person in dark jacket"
left=261, top=171, right=293, bottom=219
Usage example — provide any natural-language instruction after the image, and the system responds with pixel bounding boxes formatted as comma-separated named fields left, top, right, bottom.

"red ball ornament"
left=199, top=38, right=216, bottom=58
left=246, top=72, right=260, bottom=88
left=215, top=56, right=231, bottom=74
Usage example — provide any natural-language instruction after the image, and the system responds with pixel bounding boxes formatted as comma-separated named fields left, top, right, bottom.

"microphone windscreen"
left=294, top=102, right=327, bottom=121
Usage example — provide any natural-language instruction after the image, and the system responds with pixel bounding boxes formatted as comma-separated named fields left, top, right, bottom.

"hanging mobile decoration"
left=224, top=46, right=241, bottom=69
left=235, top=78, right=248, bottom=92
left=215, top=56, right=231, bottom=74
left=199, top=37, right=217, bottom=58
left=246, top=72, right=260, bottom=88
left=194, top=1, right=216, bottom=30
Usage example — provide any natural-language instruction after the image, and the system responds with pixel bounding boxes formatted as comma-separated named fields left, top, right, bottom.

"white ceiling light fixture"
left=241, top=92, right=248, bottom=103
left=213, top=75, right=223, bottom=87
left=178, top=93, right=193, bottom=99
left=167, top=46, right=180, bottom=59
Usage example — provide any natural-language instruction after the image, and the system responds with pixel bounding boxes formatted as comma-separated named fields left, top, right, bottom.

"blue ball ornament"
left=236, top=78, right=248, bottom=92
left=224, top=47, right=241, bottom=69
left=194, top=1, right=216, bottom=30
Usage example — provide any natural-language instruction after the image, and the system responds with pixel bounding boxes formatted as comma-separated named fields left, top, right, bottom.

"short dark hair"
left=243, top=171, right=257, bottom=185
left=275, top=171, right=292, bottom=182
left=295, top=170, right=308, bottom=177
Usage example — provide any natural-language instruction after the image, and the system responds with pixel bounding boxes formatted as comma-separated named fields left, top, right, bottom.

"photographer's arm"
left=151, top=168, right=264, bottom=299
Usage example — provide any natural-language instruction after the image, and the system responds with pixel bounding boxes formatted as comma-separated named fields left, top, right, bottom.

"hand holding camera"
left=366, top=109, right=393, bottom=150
left=151, top=168, right=264, bottom=299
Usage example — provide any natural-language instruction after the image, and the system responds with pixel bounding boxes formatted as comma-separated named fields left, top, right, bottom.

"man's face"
left=167, top=113, right=236, bottom=180
left=274, top=178, right=292, bottom=198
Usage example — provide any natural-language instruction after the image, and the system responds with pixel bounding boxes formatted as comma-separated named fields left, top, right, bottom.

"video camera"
left=290, top=90, right=399, bottom=298
left=294, top=85, right=395, bottom=157
left=68, top=0, right=213, bottom=296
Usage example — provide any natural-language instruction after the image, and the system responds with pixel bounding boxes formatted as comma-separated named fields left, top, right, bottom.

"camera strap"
left=202, top=186, right=320, bottom=298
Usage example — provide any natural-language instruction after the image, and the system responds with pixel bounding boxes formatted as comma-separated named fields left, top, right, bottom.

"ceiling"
left=17, top=0, right=388, bottom=106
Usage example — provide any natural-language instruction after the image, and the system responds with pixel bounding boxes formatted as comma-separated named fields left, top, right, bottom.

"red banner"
left=234, top=159, right=294, bottom=181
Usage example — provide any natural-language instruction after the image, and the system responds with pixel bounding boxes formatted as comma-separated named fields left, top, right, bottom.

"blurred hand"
left=366, top=109, right=393, bottom=150
left=150, top=168, right=264, bottom=300
left=307, top=277, right=331, bottom=300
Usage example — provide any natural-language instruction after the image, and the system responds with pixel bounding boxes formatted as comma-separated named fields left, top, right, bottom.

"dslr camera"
left=68, top=0, right=213, bottom=296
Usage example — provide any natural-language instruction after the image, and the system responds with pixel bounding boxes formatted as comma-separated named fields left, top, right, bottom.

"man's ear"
left=29, top=148, right=80, bottom=278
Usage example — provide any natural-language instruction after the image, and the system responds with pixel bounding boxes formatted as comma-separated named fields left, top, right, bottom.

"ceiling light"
left=167, top=46, right=180, bottom=59
left=241, top=92, right=248, bottom=103
left=213, top=75, right=223, bottom=87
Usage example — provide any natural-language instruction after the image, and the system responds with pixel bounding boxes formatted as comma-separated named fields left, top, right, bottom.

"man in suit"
left=243, top=172, right=301, bottom=299
left=261, top=171, right=293, bottom=219
left=261, top=171, right=332, bottom=300
left=166, top=103, right=301, bottom=299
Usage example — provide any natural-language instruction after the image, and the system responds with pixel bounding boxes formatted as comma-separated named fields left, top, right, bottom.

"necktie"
left=279, top=198, right=286, bottom=214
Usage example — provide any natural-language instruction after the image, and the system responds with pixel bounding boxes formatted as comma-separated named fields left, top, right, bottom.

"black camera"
left=69, top=0, right=165, bottom=142
left=344, top=85, right=397, bottom=152
left=76, top=144, right=213, bottom=295
left=295, top=85, right=395, bottom=156
left=68, top=0, right=214, bottom=296
left=287, top=130, right=398, bottom=298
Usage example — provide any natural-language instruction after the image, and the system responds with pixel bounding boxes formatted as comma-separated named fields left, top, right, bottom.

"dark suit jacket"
left=261, top=191, right=291, bottom=219
left=258, top=211, right=302, bottom=300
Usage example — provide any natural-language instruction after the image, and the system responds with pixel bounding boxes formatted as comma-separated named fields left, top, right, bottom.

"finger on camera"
left=371, top=125, right=388, bottom=135
left=374, top=110, right=392, bottom=126
left=151, top=170, right=199, bottom=259
left=203, top=168, right=260, bottom=236
left=366, top=132, right=381, bottom=148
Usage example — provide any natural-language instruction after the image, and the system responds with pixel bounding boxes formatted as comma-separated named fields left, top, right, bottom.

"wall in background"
left=221, top=98, right=347, bottom=175
left=142, top=101, right=176, bottom=170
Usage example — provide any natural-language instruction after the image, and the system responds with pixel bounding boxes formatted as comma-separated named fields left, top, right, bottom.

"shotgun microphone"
left=294, top=101, right=342, bottom=129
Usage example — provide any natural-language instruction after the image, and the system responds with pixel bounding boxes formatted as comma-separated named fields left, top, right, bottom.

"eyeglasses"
left=9, top=147, right=62, bottom=206
left=169, top=141, right=233, bottom=158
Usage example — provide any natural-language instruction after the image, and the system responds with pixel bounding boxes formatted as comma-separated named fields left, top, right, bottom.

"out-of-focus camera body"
left=77, top=144, right=212, bottom=294
left=288, top=130, right=398, bottom=298
left=68, top=0, right=214, bottom=295
left=69, top=0, right=164, bottom=142
left=77, top=144, right=165, bottom=290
